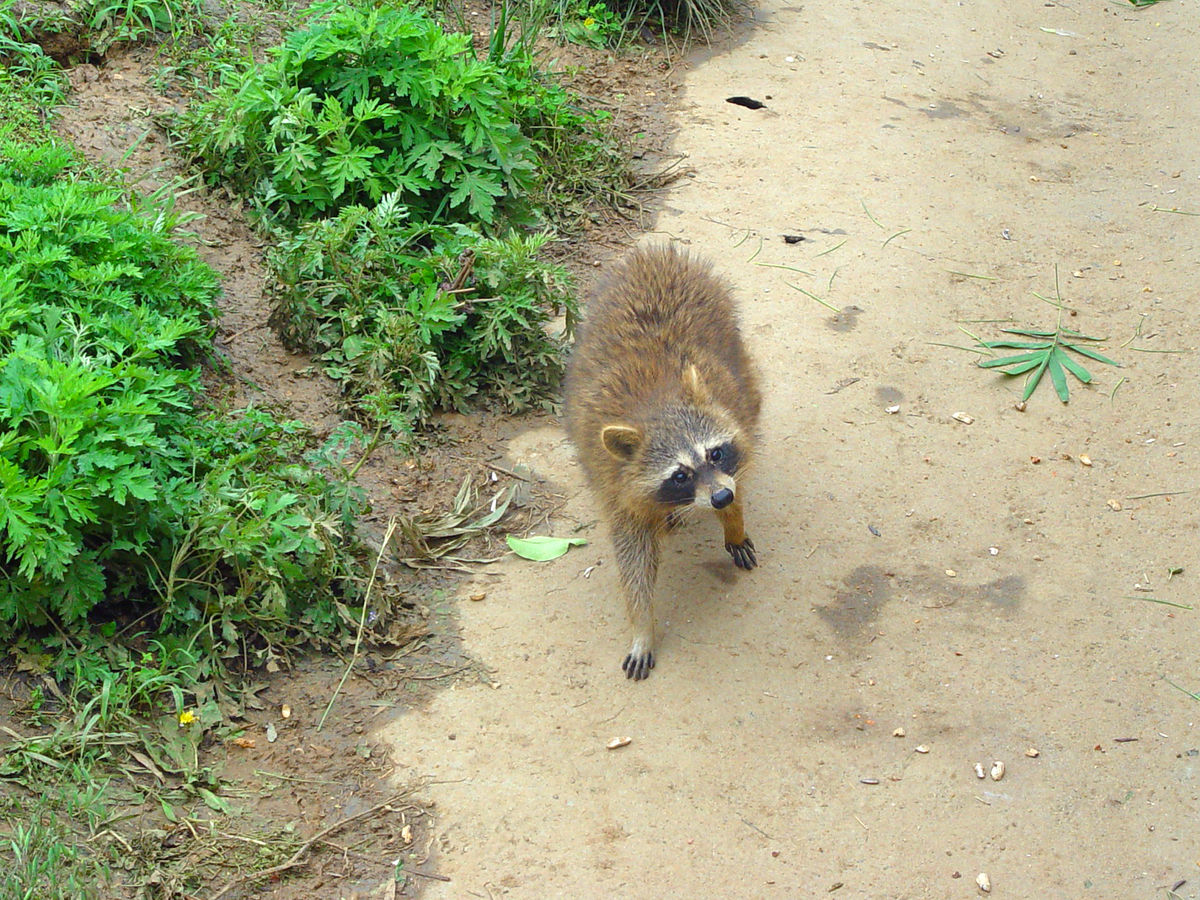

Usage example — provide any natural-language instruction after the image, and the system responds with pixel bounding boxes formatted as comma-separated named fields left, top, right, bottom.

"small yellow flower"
left=584, top=16, right=596, bottom=26
left=178, top=710, right=197, bottom=726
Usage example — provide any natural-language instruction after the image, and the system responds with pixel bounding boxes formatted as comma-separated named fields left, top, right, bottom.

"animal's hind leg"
left=716, top=497, right=757, bottom=570
left=612, top=517, right=661, bottom=680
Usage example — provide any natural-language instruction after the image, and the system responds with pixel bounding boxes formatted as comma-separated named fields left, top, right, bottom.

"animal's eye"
left=709, top=447, right=724, bottom=463
left=671, top=470, right=690, bottom=484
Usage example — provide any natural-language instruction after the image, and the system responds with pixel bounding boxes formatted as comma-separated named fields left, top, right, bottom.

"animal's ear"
left=601, top=424, right=642, bottom=460
left=682, top=363, right=708, bottom=403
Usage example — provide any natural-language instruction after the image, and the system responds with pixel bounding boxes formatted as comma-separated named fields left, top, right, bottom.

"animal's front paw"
left=726, top=536, right=757, bottom=570
left=622, top=645, right=656, bottom=681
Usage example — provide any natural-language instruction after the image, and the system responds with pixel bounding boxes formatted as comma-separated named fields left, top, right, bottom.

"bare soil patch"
left=378, top=2, right=1200, bottom=898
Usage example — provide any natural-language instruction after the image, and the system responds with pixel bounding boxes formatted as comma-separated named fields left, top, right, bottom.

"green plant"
left=152, top=14, right=274, bottom=94
left=487, top=27, right=630, bottom=226
left=267, top=193, right=577, bottom=432
left=0, top=800, right=111, bottom=899
left=559, top=0, right=625, bottom=47
left=0, top=141, right=386, bottom=664
left=180, top=0, right=538, bottom=225
left=75, top=0, right=199, bottom=51
left=0, top=2, right=68, bottom=120
left=0, top=141, right=219, bottom=624
left=975, top=272, right=1121, bottom=403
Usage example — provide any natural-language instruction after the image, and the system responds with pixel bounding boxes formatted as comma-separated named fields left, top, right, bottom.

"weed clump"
left=268, top=195, right=577, bottom=432
left=182, top=0, right=538, bottom=225
left=0, top=140, right=373, bottom=654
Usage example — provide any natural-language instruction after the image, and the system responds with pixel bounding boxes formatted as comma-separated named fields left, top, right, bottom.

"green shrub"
left=76, top=0, right=201, bottom=51
left=267, top=193, right=577, bottom=432
left=0, top=2, right=68, bottom=115
left=181, top=0, right=538, bottom=225
left=0, top=141, right=216, bottom=623
left=557, top=0, right=627, bottom=48
left=0, top=141, right=369, bottom=652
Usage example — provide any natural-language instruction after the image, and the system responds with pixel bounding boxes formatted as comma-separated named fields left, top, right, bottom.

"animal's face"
left=651, top=434, right=742, bottom=510
left=602, top=404, right=747, bottom=511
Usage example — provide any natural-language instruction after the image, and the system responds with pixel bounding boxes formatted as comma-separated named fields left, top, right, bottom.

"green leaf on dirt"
left=196, top=787, right=232, bottom=814
left=972, top=270, right=1121, bottom=403
left=506, top=535, right=587, bottom=561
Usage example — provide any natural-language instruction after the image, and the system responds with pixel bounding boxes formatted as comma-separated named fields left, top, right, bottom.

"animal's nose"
left=711, top=487, right=734, bottom=509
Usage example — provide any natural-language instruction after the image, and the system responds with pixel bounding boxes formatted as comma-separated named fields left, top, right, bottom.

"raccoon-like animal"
left=564, top=244, right=762, bottom=680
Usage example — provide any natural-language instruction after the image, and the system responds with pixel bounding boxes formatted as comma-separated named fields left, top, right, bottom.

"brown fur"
left=564, top=244, right=762, bottom=680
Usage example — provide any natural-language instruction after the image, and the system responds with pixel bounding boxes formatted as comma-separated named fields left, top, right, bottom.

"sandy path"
left=382, top=1, right=1200, bottom=896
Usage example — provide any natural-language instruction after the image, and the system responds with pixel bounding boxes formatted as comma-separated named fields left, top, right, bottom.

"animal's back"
left=564, top=245, right=760, bottom=458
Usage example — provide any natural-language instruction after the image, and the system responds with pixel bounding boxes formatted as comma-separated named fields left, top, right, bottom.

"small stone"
left=1079, top=454, right=1092, bottom=467
left=945, top=569, right=957, bottom=578
left=915, top=744, right=930, bottom=754
left=885, top=404, right=901, bottom=414
left=469, top=592, right=487, bottom=601
left=1107, top=499, right=1123, bottom=512
left=281, top=704, right=292, bottom=719
left=976, top=872, right=992, bottom=893
left=892, top=727, right=906, bottom=738
left=952, top=411, right=975, bottom=425
left=990, top=760, right=1006, bottom=781
left=607, top=736, right=632, bottom=750
left=1030, top=456, right=1042, bottom=464
left=974, top=762, right=986, bottom=779
left=1025, top=747, right=1040, bottom=758
left=1015, top=400, right=1027, bottom=412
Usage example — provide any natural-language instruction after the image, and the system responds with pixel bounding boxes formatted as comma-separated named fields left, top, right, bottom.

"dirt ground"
left=27, top=0, right=1200, bottom=896
left=378, top=1, right=1200, bottom=898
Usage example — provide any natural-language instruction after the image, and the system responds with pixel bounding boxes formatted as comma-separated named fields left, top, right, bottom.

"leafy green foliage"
left=506, top=534, right=587, bottom=561
left=76, top=0, right=199, bottom=51
left=0, top=141, right=217, bottom=624
left=0, top=2, right=69, bottom=121
left=2, top=0, right=200, bottom=61
left=0, top=142, right=375, bottom=659
left=267, top=193, right=577, bottom=432
left=558, top=1, right=627, bottom=48
left=978, top=327, right=1120, bottom=403
left=180, top=0, right=539, bottom=225
left=489, top=33, right=630, bottom=227
left=973, top=272, right=1121, bottom=404
left=0, top=786, right=114, bottom=899
left=548, top=0, right=746, bottom=44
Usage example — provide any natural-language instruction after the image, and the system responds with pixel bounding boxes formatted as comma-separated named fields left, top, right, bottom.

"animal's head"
left=599, top=365, right=749, bottom=512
